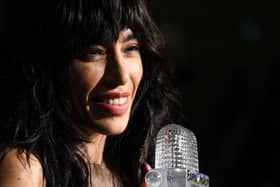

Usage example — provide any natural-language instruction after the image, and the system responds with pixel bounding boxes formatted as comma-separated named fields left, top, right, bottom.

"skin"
left=0, top=28, right=144, bottom=186
left=0, top=149, right=45, bottom=187
left=69, top=28, right=143, bottom=163
left=69, top=28, right=142, bottom=136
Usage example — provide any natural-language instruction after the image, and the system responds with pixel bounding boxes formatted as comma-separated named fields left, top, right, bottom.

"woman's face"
left=68, top=29, right=143, bottom=136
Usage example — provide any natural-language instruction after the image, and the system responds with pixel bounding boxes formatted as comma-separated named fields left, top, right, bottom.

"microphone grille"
left=154, top=124, right=199, bottom=172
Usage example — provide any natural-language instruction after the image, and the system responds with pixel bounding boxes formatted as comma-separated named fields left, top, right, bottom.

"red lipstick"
left=92, top=92, right=131, bottom=115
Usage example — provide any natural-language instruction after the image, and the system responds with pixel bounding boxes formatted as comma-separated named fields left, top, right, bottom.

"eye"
left=126, top=45, right=139, bottom=52
left=88, top=48, right=106, bottom=55
left=123, top=44, right=140, bottom=56
left=82, top=46, right=107, bottom=61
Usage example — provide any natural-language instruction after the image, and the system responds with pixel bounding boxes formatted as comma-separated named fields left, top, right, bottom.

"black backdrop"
left=1, top=1, right=279, bottom=187
left=149, top=0, right=279, bottom=187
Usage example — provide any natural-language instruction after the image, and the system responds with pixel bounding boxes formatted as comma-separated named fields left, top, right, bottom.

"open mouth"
left=90, top=92, right=131, bottom=115
left=102, top=97, right=128, bottom=105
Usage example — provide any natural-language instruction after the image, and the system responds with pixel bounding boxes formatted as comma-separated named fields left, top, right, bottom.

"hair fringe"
left=0, top=0, right=186, bottom=186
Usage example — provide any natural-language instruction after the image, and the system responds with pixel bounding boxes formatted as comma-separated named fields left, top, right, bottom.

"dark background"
left=1, top=1, right=279, bottom=186
left=149, top=0, right=279, bottom=187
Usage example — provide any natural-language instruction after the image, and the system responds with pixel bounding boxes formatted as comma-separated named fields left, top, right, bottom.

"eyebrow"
left=118, top=32, right=137, bottom=43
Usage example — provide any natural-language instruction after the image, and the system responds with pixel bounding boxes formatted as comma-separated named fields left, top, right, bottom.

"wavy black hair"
left=0, top=0, right=185, bottom=186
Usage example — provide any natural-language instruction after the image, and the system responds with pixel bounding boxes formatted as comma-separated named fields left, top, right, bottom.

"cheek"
left=69, top=62, right=104, bottom=104
left=131, top=59, right=143, bottom=86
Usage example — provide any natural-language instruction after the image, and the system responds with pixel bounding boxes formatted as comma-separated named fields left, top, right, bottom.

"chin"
left=92, top=118, right=129, bottom=136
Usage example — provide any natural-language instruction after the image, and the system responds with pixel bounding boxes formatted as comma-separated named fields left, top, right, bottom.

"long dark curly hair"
left=0, top=0, right=185, bottom=186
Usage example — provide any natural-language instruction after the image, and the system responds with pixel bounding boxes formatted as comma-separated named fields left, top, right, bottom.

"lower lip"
left=95, top=98, right=130, bottom=115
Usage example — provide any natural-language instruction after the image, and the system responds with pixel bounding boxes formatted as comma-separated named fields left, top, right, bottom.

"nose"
left=103, top=47, right=129, bottom=86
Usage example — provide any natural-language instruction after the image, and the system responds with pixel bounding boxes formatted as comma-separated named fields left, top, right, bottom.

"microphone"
left=145, top=124, right=209, bottom=187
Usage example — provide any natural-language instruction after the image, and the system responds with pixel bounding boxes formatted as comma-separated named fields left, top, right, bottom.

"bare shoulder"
left=0, top=148, right=45, bottom=187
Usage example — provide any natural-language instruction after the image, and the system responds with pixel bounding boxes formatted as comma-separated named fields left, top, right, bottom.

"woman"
left=0, top=0, right=185, bottom=186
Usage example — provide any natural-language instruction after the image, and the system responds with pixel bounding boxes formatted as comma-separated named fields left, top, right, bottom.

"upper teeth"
left=104, top=97, right=127, bottom=105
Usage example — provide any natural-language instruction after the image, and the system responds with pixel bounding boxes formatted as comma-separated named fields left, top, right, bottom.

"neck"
left=87, top=134, right=107, bottom=164
left=79, top=126, right=107, bottom=164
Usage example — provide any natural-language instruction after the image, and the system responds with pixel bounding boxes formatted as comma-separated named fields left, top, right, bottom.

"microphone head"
left=155, top=124, right=199, bottom=173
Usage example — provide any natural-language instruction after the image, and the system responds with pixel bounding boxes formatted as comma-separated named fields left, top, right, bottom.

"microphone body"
left=145, top=124, right=209, bottom=187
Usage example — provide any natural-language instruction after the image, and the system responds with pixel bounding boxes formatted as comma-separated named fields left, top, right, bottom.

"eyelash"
left=81, top=43, right=140, bottom=61
left=125, top=45, right=140, bottom=52
left=88, top=48, right=106, bottom=55
left=88, top=45, right=139, bottom=55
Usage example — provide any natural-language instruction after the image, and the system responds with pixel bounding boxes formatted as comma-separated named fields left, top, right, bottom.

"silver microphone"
left=145, top=124, right=209, bottom=187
